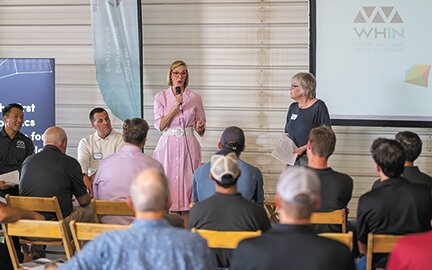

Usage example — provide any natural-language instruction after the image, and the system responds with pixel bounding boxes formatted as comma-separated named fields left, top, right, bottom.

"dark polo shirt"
left=0, top=128, right=34, bottom=197
left=309, top=167, right=353, bottom=233
left=0, top=128, right=34, bottom=175
left=403, top=166, right=432, bottom=188
left=357, top=177, right=432, bottom=268
left=19, top=145, right=88, bottom=220
left=231, top=224, right=355, bottom=270
left=189, top=192, right=271, bottom=268
left=371, top=166, right=432, bottom=190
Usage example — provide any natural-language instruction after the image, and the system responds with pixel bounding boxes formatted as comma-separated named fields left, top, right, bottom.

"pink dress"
left=153, top=87, right=206, bottom=211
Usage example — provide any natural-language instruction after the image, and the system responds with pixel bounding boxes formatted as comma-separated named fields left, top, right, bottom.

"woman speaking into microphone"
left=153, top=60, right=206, bottom=222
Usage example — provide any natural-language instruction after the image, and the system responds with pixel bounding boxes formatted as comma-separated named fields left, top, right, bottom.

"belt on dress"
left=163, top=127, right=194, bottom=137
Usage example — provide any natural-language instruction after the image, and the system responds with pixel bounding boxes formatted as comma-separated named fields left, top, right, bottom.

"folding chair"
left=2, top=220, right=73, bottom=270
left=319, top=231, right=353, bottom=251
left=310, top=209, right=347, bottom=233
left=70, top=220, right=129, bottom=251
left=5, top=195, right=65, bottom=251
left=91, top=199, right=135, bottom=223
left=366, top=233, right=401, bottom=270
left=264, top=200, right=279, bottom=223
left=191, top=228, right=262, bottom=249
left=6, top=195, right=63, bottom=220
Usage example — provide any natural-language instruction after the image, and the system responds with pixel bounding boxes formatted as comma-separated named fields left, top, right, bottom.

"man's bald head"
left=43, top=126, right=68, bottom=152
left=130, top=169, right=169, bottom=212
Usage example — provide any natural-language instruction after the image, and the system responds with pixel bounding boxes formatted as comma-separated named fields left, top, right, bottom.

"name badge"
left=93, top=152, right=103, bottom=160
left=290, top=114, right=298, bottom=120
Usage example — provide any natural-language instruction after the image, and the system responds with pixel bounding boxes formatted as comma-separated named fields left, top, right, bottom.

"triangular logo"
left=362, top=6, right=375, bottom=19
left=381, top=7, right=394, bottom=19
left=354, top=12, right=367, bottom=23
left=390, top=11, right=403, bottom=23
left=372, top=12, right=385, bottom=23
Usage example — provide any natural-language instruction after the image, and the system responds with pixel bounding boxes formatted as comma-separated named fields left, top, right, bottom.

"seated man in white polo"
left=77, top=107, right=123, bottom=191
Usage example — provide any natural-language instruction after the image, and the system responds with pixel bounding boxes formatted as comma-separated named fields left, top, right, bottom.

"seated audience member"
left=357, top=138, right=432, bottom=269
left=0, top=103, right=34, bottom=197
left=189, top=150, right=271, bottom=268
left=93, top=118, right=182, bottom=227
left=306, top=126, right=353, bottom=232
left=386, top=230, right=432, bottom=270
left=0, top=204, right=44, bottom=270
left=19, top=127, right=94, bottom=224
left=52, top=169, right=213, bottom=270
left=231, top=167, right=355, bottom=270
left=193, top=126, right=264, bottom=204
left=77, top=108, right=124, bottom=190
left=372, top=131, right=432, bottom=189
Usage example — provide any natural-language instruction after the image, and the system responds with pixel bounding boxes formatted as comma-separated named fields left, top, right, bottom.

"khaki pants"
left=64, top=205, right=95, bottom=234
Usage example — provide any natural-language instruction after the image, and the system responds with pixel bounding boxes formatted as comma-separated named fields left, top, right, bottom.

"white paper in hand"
left=0, top=170, right=20, bottom=185
left=271, top=135, right=298, bottom=165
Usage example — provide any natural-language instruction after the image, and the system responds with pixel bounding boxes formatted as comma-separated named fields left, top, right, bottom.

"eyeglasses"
left=290, top=84, right=299, bottom=89
left=172, top=71, right=187, bottom=77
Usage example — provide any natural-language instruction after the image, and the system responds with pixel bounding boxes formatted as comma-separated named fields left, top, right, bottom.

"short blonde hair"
left=167, top=60, right=189, bottom=87
left=291, top=72, right=316, bottom=99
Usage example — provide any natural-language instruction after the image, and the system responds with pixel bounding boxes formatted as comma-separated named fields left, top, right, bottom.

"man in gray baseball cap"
left=231, top=167, right=355, bottom=270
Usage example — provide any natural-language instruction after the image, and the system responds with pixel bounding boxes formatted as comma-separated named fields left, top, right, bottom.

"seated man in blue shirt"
left=53, top=169, right=213, bottom=270
left=193, top=126, right=264, bottom=204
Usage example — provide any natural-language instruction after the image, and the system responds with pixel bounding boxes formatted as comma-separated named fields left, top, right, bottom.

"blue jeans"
left=356, top=256, right=366, bottom=270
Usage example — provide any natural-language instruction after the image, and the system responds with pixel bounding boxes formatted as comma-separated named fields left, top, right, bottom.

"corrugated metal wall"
left=1, top=0, right=431, bottom=218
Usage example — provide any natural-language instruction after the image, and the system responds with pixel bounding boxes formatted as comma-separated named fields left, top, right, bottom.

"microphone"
left=175, top=86, right=183, bottom=113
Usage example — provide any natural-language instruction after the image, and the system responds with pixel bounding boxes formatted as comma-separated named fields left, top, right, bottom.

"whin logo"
left=353, top=6, right=404, bottom=39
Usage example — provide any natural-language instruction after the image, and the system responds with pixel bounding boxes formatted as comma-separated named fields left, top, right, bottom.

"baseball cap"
left=220, top=126, right=245, bottom=152
left=210, top=151, right=240, bottom=186
left=277, top=167, right=320, bottom=205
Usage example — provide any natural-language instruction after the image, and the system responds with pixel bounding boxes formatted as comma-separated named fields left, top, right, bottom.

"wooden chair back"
left=6, top=195, right=64, bottom=220
left=2, top=220, right=73, bottom=270
left=263, top=200, right=279, bottom=223
left=264, top=202, right=348, bottom=232
left=366, top=233, right=401, bottom=270
left=191, top=228, right=261, bottom=249
left=70, top=220, right=129, bottom=251
left=319, top=231, right=353, bottom=251
left=310, top=209, right=347, bottom=233
left=92, top=199, right=134, bottom=223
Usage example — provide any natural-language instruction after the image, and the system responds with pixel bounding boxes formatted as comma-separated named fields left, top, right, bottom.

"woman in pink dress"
left=153, top=60, right=206, bottom=220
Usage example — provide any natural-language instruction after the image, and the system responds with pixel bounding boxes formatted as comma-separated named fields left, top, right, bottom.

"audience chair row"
left=9, top=218, right=402, bottom=270
left=1, top=195, right=402, bottom=270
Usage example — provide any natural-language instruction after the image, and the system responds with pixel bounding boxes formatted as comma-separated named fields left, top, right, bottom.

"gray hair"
left=130, top=169, right=169, bottom=212
left=291, top=72, right=316, bottom=99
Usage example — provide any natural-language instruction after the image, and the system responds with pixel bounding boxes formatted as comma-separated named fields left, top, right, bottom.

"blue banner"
left=90, top=0, right=142, bottom=120
left=0, top=58, right=55, bottom=153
